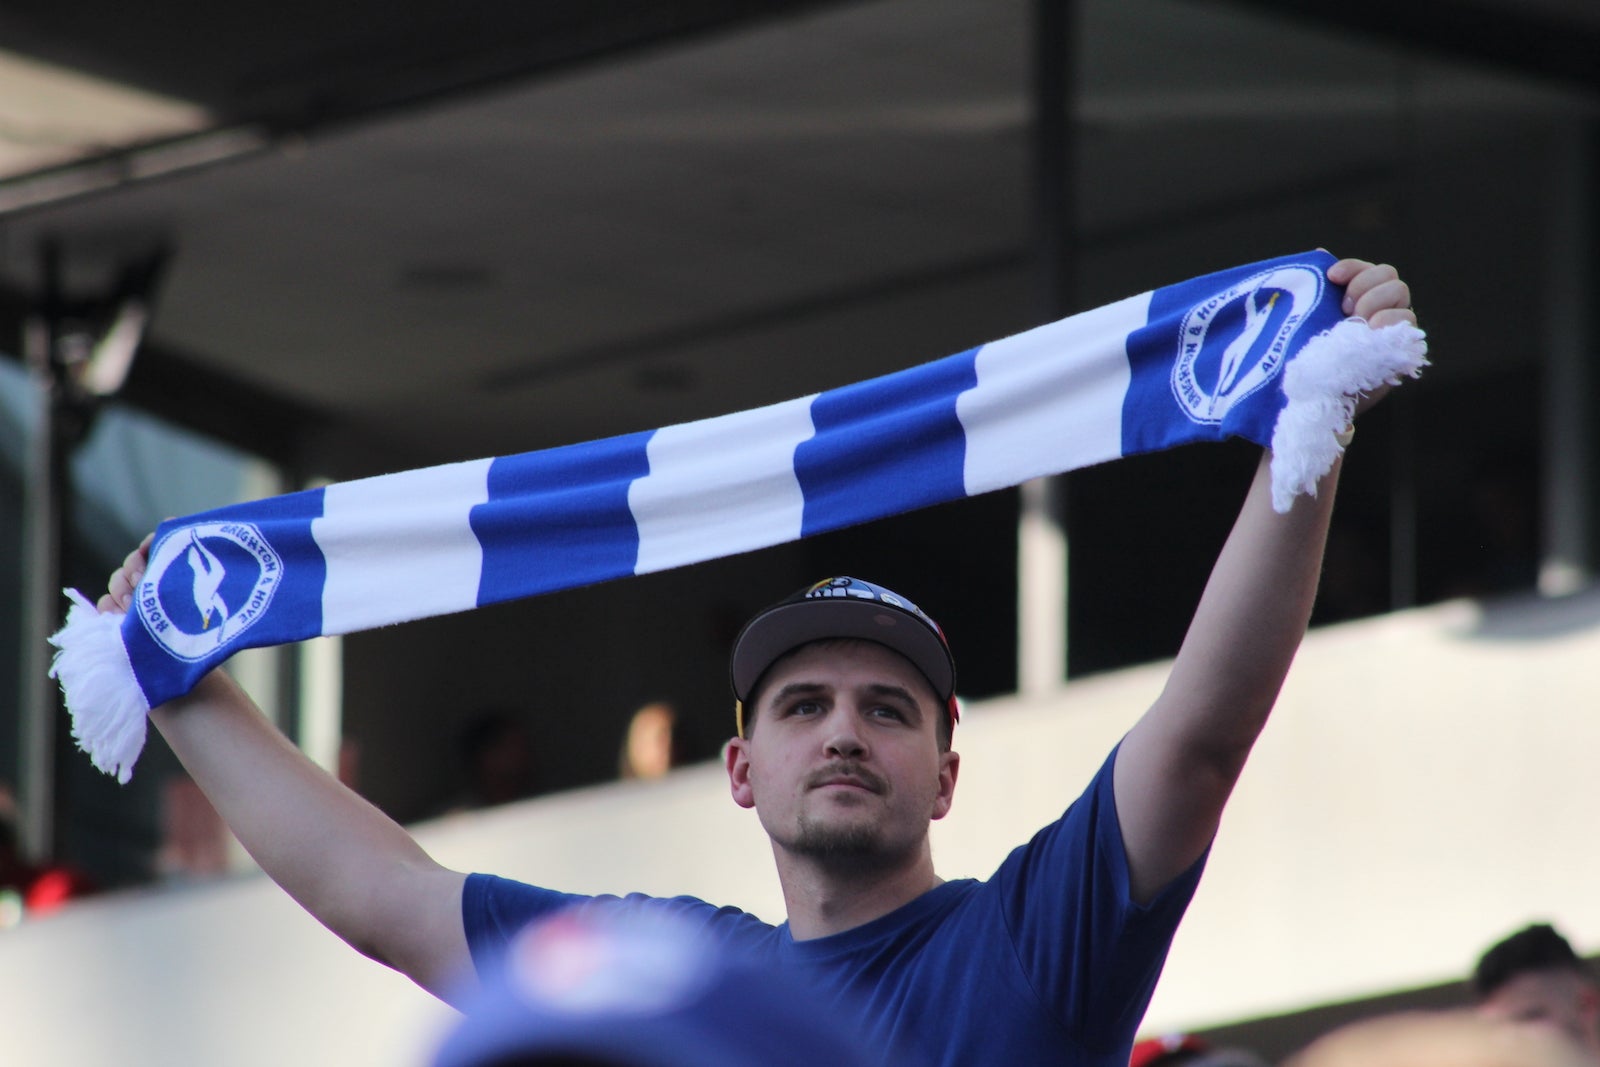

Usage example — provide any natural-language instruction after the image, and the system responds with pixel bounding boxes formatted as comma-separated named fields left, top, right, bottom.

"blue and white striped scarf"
left=51, top=250, right=1426, bottom=782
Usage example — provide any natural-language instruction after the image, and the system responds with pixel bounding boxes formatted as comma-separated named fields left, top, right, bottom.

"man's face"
left=724, top=640, right=958, bottom=871
left=1478, top=969, right=1600, bottom=1054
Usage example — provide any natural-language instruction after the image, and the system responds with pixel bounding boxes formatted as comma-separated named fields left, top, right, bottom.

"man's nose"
left=823, top=710, right=867, bottom=759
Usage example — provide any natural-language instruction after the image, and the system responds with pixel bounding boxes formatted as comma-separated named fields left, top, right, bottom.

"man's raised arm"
left=99, top=537, right=475, bottom=1003
left=1113, top=257, right=1417, bottom=903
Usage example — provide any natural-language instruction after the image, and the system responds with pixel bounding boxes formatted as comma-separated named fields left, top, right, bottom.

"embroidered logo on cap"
left=802, top=576, right=935, bottom=627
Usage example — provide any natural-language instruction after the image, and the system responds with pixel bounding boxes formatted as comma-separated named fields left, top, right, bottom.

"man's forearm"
left=150, top=671, right=472, bottom=1001
left=1158, top=447, right=1339, bottom=761
left=1114, top=448, right=1339, bottom=901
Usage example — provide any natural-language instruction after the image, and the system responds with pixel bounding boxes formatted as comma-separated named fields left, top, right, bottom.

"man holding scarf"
left=94, top=257, right=1416, bottom=1065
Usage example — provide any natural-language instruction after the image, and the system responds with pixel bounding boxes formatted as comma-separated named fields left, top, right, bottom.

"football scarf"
left=50, top=249, right=1427, bottom=782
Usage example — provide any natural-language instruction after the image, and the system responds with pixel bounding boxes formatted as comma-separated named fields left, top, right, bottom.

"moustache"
left=804, top=762, right=887, bottom=794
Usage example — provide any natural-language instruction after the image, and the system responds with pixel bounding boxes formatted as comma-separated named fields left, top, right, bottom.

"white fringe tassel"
left=1269, top=319, right=1429, bottom=513
left=47, top=590, right=151, bottom=785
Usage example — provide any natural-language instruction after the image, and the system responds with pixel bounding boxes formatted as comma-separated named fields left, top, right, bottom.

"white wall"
left=4, top=587, right=1598, bottom=1065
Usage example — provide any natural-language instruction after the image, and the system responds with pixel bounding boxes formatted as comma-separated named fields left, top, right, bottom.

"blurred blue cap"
left=432, top=906, right=892, bottom=1067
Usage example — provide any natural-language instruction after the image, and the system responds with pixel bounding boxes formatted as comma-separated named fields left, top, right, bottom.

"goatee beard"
left=791, top=816, right=912, bottom=875
left=784, top=761, right=914, bottom=873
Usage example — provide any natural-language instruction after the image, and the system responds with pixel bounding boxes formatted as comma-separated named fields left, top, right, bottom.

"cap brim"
left=730, top=598, right=954, bottom=703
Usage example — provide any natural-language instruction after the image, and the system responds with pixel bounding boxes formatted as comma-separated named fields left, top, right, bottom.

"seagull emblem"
left=1209, top=289, right=1279, bottom=418
left=184, top=530, right=230, bottom=631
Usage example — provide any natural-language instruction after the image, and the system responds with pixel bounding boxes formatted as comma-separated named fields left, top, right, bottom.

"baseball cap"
left=728, top=576, right=958, bottom=737
left=431, top=906, right=896, bottom=1067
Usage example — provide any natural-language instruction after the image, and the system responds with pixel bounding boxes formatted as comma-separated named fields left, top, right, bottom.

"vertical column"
left=1018, top=0, right=1075, bottom=697
left=298, top=636, right=345, bottom=777
left=1017, top=478, right=1066, bottom=696
left=1387, top=398, right=1418, bottom=610
left=296, top=478, right=344, bottom=781
left=1539, top=119, right=1595, bottom=596
left=16, top=316, right=61, bottom=860
left=1387, top=59, right=1420, bottom=611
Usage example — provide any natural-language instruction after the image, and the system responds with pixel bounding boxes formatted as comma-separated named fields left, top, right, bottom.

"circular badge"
left=1170, top=264, right=1325, bottom=425
left=136, top=522, right=283, bottom=662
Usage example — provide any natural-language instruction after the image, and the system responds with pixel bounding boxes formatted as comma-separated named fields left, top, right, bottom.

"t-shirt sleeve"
left=988, top=742, right=1207, bottom=1053
left=461, top=873, right=776, bottom=983
left=461, top=873, right=591, bottom=980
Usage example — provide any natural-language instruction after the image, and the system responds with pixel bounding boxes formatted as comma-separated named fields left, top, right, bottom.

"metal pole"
left=1538, top=118, right=1595, bottom=596
left=1032, top=0, right=1073, bottom=323
left=1387, top=396, right=1417, bottom=610
left=16, top=248, right=63, bottom=861
left=1017, top=0, right=1075, bottom=697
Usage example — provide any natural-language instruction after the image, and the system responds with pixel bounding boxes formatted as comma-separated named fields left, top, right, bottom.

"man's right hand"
left=98, top=532, right=154, bottom=614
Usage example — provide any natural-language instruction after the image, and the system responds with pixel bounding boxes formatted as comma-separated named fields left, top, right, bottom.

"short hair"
left=1473, top=924, right=1594, bottom=1000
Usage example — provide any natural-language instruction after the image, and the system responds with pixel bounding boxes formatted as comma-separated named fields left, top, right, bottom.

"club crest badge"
left=1171, top=263, right=1325, bottom=424
left=136, top=522, right=283, bottom=661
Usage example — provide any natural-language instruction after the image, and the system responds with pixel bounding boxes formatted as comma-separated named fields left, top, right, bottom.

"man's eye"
left=787, top=701, right=822, bottom=717
left=869, top=705, right=907, bottom=722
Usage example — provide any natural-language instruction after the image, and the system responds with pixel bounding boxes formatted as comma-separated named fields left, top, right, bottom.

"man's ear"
left=931, top=750, right=960, bottom=821
left=725, top=736, right=756, bottom=809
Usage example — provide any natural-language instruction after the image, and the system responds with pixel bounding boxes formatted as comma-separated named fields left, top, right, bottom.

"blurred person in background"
left=617, top=702, right=679, bottom=781
left=1473, top=924, right=1600, bottom=1059
left=1285, top=1011, right=1591, bottom=1067
left=444, top=709, right=543, bottom=814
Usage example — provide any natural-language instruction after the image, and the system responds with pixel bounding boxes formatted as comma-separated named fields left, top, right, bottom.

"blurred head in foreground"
left=1473, top=924, right=1600, bottom=1055
left=431, top=906, right=895, bottom=1067
left=1284, top=1011, right=1594, bottom=1067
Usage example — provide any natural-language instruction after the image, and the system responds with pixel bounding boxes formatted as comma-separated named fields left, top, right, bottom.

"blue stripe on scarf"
left=473, top=432, right=654, bottom=604
left=797, top=349, right=980, bottom=537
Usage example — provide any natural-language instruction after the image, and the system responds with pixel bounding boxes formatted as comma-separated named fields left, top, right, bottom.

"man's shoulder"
left=463, top=874, right=781, bottom=954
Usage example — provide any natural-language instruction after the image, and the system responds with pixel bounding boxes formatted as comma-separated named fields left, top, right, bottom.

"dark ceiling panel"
left=0, top=1, right=848, bottom=124
left=1202, top=0, right=1600, bottom=95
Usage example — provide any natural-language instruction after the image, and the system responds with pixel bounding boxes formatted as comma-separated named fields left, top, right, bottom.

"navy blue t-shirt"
left=462, top=746, right=1205, bottom=1066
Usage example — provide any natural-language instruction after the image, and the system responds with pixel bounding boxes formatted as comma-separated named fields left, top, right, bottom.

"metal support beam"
left=1018, top=0, right=1075, bottom=698
left=16, top=251, right=67, bottom=862
left=1539, top=118, right=1596, bottom=596
left=1032, top=0, right=1074, bottom=325
left=1192, top=0, right=1600, bottom=97
left=13, top=238, right=165, bottom=861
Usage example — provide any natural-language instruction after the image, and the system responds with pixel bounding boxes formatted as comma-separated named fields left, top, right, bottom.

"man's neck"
left=775, top=845, right=944, bottom=941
